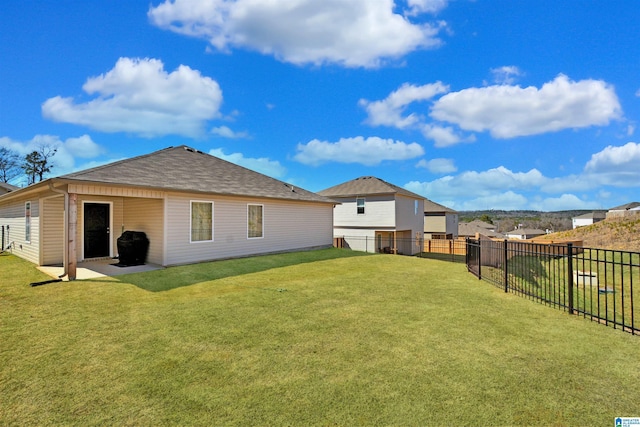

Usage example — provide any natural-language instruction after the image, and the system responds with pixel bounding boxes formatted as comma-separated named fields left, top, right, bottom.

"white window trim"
left=356, top=197, right=365, bottom=215
left=190, top=200, right=214, bottom=243
left=25, top=201, right=31, bottom=243
left=80, top=200, right=114, bottom=260
left=247, top=203, right=264, bottom=240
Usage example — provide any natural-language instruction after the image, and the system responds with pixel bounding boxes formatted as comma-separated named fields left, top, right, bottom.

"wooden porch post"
left=393, top=231, right=397, bottom=254
left=68, top=193, right=77, bottom=281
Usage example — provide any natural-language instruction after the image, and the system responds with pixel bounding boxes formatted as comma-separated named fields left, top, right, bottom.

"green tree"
left=22, top=145, right=57, bottom=185
left=479, top=214, right=493, bottom=224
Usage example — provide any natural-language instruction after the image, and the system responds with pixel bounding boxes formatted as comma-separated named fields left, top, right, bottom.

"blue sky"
left=2, top=0, right=639, bottom=211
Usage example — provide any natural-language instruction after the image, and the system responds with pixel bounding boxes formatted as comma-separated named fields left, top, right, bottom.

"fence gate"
left=466, top=238, right=480, bottom=278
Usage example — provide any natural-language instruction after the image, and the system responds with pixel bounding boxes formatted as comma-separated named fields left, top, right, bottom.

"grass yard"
left=1, top=249, right=639, bottom=426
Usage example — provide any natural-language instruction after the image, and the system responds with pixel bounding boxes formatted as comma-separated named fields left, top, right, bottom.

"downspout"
left=48, top=182, right=68, bottom=279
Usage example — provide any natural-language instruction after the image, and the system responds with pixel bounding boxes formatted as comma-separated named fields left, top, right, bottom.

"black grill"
left=116, top=231, right=149, bottom=266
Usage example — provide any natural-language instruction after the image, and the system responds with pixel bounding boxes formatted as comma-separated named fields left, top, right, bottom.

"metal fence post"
left=504, top=239, right=508, bottom=293
left=567, top=243, right=574, bottom=314
left=477, top=240, right=482, bottom=280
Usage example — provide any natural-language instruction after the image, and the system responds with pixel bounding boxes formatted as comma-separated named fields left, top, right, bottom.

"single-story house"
left=0, top=145, right=336, bottom=279
left=572, top=211, right=606, bottom=229
left=458, top=220, right=504, bottom=239
left=606, top=202, right=640, bottom=219
left=504, top=228, right=546, bottom=240
left=0, top=182, right=19, bottom=195
left=423, top=199, right=458, bottom=239
left=318, top=176, right=424, bottom=255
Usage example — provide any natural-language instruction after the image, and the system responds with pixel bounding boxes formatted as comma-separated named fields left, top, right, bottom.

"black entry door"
left=84, top=203, right=110, bottom=258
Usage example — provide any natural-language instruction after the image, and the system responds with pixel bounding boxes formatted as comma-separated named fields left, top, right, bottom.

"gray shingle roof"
left=0, top=182, right=19, bottom=193
left=609, top=202, right=640, bottom=211
left=318, top=176, right=424, bottom=200
left=59, top=145, right=333, bottom=204
left=424, top=198, right=457, bottom=213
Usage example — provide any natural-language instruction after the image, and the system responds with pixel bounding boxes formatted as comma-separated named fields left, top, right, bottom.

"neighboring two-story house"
left=319, top=176, right=425, bottom=255
left=424, top=199, right=458, bottom=239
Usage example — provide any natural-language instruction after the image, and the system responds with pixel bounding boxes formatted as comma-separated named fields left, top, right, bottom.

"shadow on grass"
left=111, top=248, right=373, bottom=292
left=416, top=253, right=466, bottom=263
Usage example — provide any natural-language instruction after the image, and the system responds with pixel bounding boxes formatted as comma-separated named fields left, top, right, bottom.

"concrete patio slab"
left=38, top=258, right=162, bottom=281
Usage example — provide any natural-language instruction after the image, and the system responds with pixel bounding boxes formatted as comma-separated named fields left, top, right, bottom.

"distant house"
left=0, top=146, right=335, bottom=279
left=458, top=220, right=504, bottom=239
left=504, top=228, right=546, bottom=240
left=319, top=176, right=424, bottom=255
left=572, top=211, right=606, bottom=229
left=423, top=199, right=458, bottom=239
left=606, top=202, right=640, bottom=219
left=0, top=182, right=19, bottom=195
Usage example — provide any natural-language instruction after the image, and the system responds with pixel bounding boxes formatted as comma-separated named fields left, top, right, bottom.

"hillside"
left=539, top=216, right=640, bottom=252
left=460, top=210, right=588, bottom=233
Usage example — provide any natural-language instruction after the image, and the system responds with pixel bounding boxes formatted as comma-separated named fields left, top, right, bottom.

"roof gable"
left=58, top=146, right=332, bottom=204
left=0, top=182, right=19, bottom=193
left=424, top=198, right=457, bottom=213
left=318, top=176, right=424, bottom=200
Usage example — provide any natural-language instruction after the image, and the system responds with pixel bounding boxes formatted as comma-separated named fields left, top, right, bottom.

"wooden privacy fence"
left=423, top=238, right=466, bottom=256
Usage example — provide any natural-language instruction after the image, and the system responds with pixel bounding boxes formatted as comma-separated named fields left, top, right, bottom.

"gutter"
left=48, top=181, right=68, bottom=279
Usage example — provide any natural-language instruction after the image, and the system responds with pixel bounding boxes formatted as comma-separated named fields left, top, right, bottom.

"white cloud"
left=416, top=158, right=457, bottom=174
left=404, top=141, right=640, bottom=210
left=406, top=0, right=449, bottom=15
left=0, top=134, right=105, bottom=182
left=458, top=191, right=529, bottom=211
left=42, top=57, right=223, bottom=138
left=420, top=124, right=475, bottom=147
left=529, top=194, right=601, bottom=211
left=431, top=74, right=622, bottom=138
left=148, top=0, right=447, bottom=68
left=211, top=125, right=250, bottom=139
left=490, top=65, right=523, bottom=85
left=209, top=148, right=286, bottom=178
left=405, top=166, right=547, bottom=208
left=583, top=142, right=640, bottom=186
left=359, top=82, right=449, bottom=128
left=294, top=136, right=424, bottom=166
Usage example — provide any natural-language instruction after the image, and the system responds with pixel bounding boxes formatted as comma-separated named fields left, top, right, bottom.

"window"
left=247, top=204, right=263, bottom=239
left=415, top=200, right=419, bottom=215
left=356, top=197, right=365, bottom=215
left=191, top=201, right=213, bottom=242
left=25, top=202, right=31, bottom=242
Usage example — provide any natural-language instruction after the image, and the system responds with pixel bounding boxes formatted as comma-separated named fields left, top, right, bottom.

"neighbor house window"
left=25, top=201, right=31, bottom=242
left=191, top=201, right=213, bottom=242
left=247, top=204, right=263, bottom=239
left=356, top=198, right=365, bottom=215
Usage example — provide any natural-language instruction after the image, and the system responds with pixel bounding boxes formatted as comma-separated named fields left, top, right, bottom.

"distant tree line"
left=0, top=144, right=57, bottom=186
left=461, top=210, right=585, bottom=233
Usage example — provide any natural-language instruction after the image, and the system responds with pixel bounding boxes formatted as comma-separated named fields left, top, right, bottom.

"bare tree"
left=22, top=144, right=57, bottom=185
left=0, top=147, right=22, bottom=183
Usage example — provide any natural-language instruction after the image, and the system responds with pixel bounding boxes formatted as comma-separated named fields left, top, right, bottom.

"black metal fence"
left=466, top=238, right=639, bottom=335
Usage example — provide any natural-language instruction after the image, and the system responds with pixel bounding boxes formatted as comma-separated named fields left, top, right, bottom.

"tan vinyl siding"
left=395, top=195, right=423, bottom=232
left=41, top=196, right=65, bottom=265
left=122, top=198, right=164, bottom=265
left=165, top=192, right=333, bottom=266
left=424, top=215, right=446, bottom=233
left=0, top=194, right=40, bottom=264
left=332, top=195, right=395, bottom=228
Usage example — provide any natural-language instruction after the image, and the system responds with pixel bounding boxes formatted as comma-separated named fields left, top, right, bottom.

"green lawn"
left=1, top=249, right=639, bottom=426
